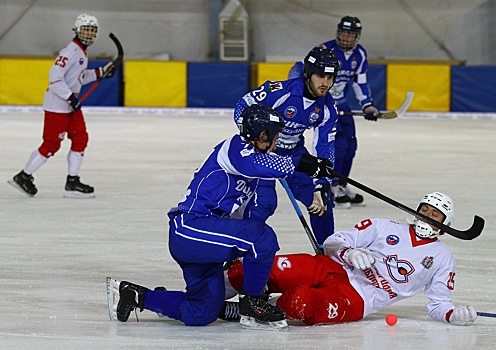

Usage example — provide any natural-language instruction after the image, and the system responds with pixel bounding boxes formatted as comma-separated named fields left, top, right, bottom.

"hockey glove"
left=308, top=182, right=331, bottom=216
left=97, top=61, right=116, bottom=79
left=449, top=305, right=477, bottom=325
left=342, top=248, right=376, bottom=270
left=362, top=103, right=379, bottom=122
left=67, top=94, right=81, bottom=112
left=296, top=153, right=333, bottom=179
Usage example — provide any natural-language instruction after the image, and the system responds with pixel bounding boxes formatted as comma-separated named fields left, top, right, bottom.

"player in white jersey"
left=107, top=105, right=335, bottom=330
left=223, top=192, right=478, bottom=326
left=8, top=14, right=115, bottom=198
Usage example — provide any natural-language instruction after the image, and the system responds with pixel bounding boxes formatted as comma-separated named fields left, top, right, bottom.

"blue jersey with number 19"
left=234, top=77, right=338, bottom=166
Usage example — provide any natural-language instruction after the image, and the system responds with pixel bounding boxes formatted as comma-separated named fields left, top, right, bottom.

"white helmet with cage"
left=414, top=192, right=455, bottom=238
left=73, top=14, right=99, bottom=46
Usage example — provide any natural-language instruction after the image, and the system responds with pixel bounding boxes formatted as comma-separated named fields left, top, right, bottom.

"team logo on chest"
left=386, top=235, right=399, bottom=245
left=351, top=57, right=357, bottom=70
left=421, top=256, right=434, bottom=269
left=284, top=106, right=297, bottom=118
left=385, top=255, right=415, bottom=283
left=79, top=58, right=84, bottom=65
left=309, top=107, right=320, bottom=124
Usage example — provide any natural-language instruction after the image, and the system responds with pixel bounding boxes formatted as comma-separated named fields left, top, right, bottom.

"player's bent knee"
left=39, top=141, right=62, bottom=158
left=70, top=131, right=89, bottom=152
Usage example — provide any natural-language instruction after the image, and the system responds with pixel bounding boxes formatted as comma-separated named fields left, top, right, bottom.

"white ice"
left=1, top=107, right=495, bottom=349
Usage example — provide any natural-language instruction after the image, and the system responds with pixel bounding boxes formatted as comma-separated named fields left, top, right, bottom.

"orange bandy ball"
left=386, top=313, right=398, bottom=326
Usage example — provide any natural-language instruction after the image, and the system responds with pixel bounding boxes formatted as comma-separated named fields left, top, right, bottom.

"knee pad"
left=69, top=130, right=89, bottom=153
left=39, top=139, right=62, bottom=158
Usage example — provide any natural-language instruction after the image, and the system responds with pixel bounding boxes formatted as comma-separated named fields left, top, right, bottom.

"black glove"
left=67, top=93, right=81, bottom=112
left=363, top=103, right=379, bottom=122
left=296, top=153, right=333, bottom=178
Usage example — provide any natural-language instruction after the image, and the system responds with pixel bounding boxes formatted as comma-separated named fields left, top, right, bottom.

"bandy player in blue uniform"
left=289, top=16, right=379, bottom=208
left=107, top=105, right=334, bottom=330
left=234, top=47, right=340, bottom=246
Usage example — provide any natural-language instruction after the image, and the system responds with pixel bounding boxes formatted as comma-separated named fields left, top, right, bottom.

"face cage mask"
left=336, top=30, right=360, bottom=52
left=77, top=26, right=98, bottom=46
left=413, top=218, right=442, bottom=239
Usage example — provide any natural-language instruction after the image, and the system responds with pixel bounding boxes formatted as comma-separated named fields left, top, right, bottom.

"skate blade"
left=240, top=315, right=289, bottom=331
left=64, top=190, right=95, bottom=199
left=334, top=202, right=351, bottom=209
left=7, top=179, right=35, bottom=197
left=351, top=202, right=366, bottom=207
left=106, top=277, right=120, bottom=321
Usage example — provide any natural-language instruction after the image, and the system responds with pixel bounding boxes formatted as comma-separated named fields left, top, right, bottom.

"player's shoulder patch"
left=268, top=81, right=283, bottom=92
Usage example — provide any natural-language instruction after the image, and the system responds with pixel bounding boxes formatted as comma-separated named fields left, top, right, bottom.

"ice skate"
left=342, top=185, right=365, bottom=207
left=239, top=294, right=288, bottom=331
left=331, top=184, right=351, bottom=209
left=106, top=277, right=148, bottom=322
left=218, top=301, right=241, bottom=321
left=64, top=175, right=95, bottom=198
left=8, top=170, right=37, bottom=197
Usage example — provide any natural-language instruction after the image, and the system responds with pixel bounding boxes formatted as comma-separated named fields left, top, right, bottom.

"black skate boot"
left=343, top=185, right=365, bottom=206
left=239, top=293, right=288, bottom=330
left=218, top=301, right=241, bottom=321
left=106, top=277, right=148, bottom=322
left=8, top=170, right=37, bottom=197
left=64, top=175, right=95, bottom=198
left=331, top=184, right=351, bottom=209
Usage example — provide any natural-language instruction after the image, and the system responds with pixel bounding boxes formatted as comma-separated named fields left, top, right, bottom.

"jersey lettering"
left=447, top=272, right=455, bottom=290
left=354, top=218, right=372, bottom=231
left=251, top=86, right=267, bottom=102
left=55, top=56, right=68, bottom=68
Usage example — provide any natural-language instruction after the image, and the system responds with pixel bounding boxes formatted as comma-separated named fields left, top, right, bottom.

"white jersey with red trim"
left=323, top=218, right=457, bottom=323
left=43, top=39, right=98, bottom=113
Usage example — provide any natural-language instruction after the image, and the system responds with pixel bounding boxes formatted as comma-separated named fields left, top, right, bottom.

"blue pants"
left=143, top=212, right=279, bottom=326
left=334, top=104, right=357, bottom=185
left=251, top=146, right=335, bottom=245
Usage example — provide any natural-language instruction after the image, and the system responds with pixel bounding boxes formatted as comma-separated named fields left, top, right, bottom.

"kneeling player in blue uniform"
left=107, top=105, right=334, bottom=330
left=234, top=47, right=340, bottom=246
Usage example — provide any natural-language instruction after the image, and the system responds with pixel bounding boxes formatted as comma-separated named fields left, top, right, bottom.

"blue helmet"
left=303, top=47, right=340, bottom=79
left=239, top=104, right=285, bottom=144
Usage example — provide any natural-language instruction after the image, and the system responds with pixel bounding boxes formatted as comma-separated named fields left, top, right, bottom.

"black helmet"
left=239, top=104, right=285, bottom=145
left=336, top=16, right=362, bottom=51
left=303, top=47, right=340, bottom=79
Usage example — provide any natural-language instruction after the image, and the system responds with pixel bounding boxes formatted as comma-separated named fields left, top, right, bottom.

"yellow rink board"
left=125, top=60, right=187, bottom=107
left=256, top=63, right=295, bottom=86
left=0, top=58, right=53, bottom=105
left=387, top=64, right=451, bottom=112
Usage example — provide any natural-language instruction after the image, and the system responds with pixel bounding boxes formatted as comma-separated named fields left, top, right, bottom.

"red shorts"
left=228, top=253, right=364, bottom=325
left=39, top=110, right=88, bottom=157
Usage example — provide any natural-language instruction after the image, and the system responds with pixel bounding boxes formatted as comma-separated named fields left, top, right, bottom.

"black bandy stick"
left=80, top=33, right=124, bottom=103
left=329, top=170, right=484, bottom=240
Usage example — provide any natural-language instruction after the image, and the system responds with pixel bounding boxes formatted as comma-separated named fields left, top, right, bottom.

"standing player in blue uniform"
left=106, top=105, right=334, bottom=330
left=289, top=16, right=379, bottom=208
left=234, top=47, right=340, bottom=246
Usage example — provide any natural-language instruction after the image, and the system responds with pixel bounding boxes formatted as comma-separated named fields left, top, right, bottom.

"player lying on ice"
left=107, top=104, right=335, bottom=330
left=220, top=192, right=478, bottom=326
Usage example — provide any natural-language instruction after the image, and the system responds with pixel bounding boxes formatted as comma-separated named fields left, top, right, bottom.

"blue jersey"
left=234, top=77, right=338, bottom=166
left=288, top=40, right=373, bottom=109
left=174, top=134, right=296, bottom=219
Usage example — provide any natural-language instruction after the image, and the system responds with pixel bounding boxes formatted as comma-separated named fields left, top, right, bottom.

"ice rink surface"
left=1, top=107, right=495, bottom=349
